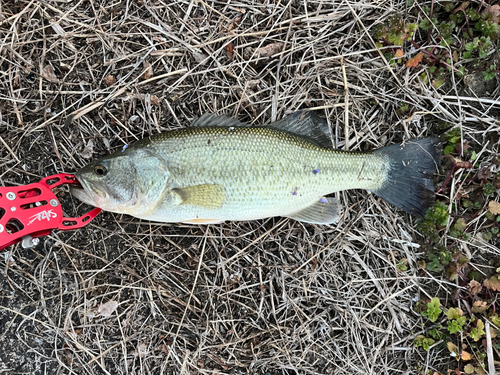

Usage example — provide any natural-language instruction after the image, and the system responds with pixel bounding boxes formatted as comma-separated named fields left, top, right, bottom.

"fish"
left=71, top=111, right=441, bottom=225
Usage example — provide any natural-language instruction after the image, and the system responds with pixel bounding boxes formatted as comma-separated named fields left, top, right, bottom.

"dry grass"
left=0, top=0, right=499, bottom=374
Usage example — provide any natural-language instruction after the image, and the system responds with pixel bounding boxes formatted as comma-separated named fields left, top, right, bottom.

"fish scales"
left=72, top=111, right=441, bottom=223
left=139, top=126, right=387, bottom=222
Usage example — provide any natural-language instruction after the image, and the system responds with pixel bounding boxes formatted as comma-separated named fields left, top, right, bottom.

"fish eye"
left=93, top=164, right=107, bottom=177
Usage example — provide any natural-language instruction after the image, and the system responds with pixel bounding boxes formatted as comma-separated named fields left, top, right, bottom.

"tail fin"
left=371, top=138, right=442, bottom=216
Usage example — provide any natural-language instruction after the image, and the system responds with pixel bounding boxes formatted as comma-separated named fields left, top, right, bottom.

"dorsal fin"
left=270, top=111, right=333, bottom=148
left=190, top=113, right=249, bottom=128
left=190, top=111, right=333, bottom=148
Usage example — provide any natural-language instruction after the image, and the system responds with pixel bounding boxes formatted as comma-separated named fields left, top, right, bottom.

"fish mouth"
left=70, top=179, right=98, bottom=207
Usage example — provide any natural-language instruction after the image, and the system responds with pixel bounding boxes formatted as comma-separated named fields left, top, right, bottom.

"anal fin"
left=182, top=218, right=224, bottom=224
left=286, top=197, right=342, bottom=224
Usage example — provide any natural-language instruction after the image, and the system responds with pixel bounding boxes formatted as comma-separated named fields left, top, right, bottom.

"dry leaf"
left=255, top=42, right=284, bottom=59
left=461, top=350, right=472, bottom=361
left=455, top=160, right=473, bottom=169
left=468, top=280, right=482, bottom=295
left=490, top=326, right=497, bottom=338
left=484, top=275, right=500, bottom=291
left=483, top=5, right=500, bottom=24
left=149, top=94, right=161, bottom=106
left=161, top=344, right=169, bottom=354
left=464, top=364, right=475, bottom=374
left=42, top=65, right=59, bottom=83
left=447, top=342, right=459, bottom=358
left=395, top=49, right=404, bottom=58
left=192, top=50, right=208, bottom=65
left=4, top=251, right=15, bottom=266
left=141, top=61, right=153, bottom=80
left=98, top=300, right=118, bottom=317
left=488, top=200, right=500, bottom=215
left=453, top=2, right=471, bottom=15
left=137, top=342, right=148, bottom=358
left=475, top=366, right=486, bottom=375
left=406, top=52, right=424, bottom=68
left=477, top=167, right=493, bottom=180
left=81, top=140, right=94, bottom=159
left=104, top=74, right=116, bottom=86
left=228, top=16, right=241, bottom=31
left=472, top=300, right=488, bottom=313
left=225, top=42, right=234, bottom=59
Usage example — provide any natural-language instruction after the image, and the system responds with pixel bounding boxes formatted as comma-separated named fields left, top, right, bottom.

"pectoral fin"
left=286, top=197, right=342, bottom=224
left=172, top=184, right=226, bottom=209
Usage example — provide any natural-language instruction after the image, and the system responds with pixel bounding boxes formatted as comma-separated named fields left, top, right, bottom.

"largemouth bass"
left=71, top=111, right=441, bottom=224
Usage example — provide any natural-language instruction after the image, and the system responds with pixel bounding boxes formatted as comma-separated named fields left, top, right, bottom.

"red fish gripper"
left=0, top=173, right=101, bottom=251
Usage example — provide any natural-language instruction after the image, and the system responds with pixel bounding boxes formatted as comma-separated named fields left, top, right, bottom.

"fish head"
left=71, top=155, right=140, bottom=213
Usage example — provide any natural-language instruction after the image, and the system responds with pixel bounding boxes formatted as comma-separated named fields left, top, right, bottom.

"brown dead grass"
left=0, top=1, right=499, bottom=374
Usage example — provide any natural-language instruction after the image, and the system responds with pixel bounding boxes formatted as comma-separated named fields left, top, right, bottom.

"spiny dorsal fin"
left=286, top=197, right=342, bottom=224
left=191, top=111, right=333, bottom=148
left=172, top=184, right=226, bottom=209
left=191, top=113, right=249, bottom=128
left=270, top=111, right=333, bottom=148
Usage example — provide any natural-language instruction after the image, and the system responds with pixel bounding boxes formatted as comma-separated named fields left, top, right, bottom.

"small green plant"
left=483, top=182, right=496, bottom=196
left=419, top=7, right=438, bottom=32
left=463, top=36, right=493, bottom=59
left=414, top=335, right=435, bottom=351
left=408, top=3, right=500, bottom=87
left=426, top=248, right=454, bottom=273
left=422, top=297, right=442, bottom=322
left=449, top=218, right=470, bottom=240
left=475, top=19, right=500, bottom=39
left=443, top=127, right=461, bottom=154
left=483, top=64, right=497, bottom=81
left=375, top=17, right=418, bottom=46
left=428, top=328, right=447, bottom=341
left=418, top=202, right=449, bottom=243
left=396, top=259, right=408, bottom=272
left=446, top=308, right=467, bottom=334
left=469, top=319, right=485, bottom=342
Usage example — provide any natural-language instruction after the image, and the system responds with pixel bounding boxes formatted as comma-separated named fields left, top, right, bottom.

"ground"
left=0, top=1, right=500, bottom=374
